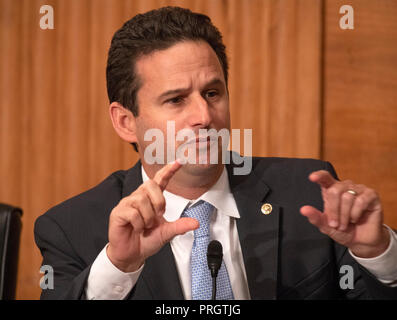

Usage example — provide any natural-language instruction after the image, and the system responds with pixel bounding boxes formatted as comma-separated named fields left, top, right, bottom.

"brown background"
left=0, top=0, right=396, bottom=299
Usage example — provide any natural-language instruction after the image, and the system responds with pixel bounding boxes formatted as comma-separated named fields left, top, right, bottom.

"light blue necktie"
left=182, top=200, right=234, bottom=300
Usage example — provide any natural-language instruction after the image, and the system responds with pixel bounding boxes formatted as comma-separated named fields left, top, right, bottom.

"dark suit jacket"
left=34, top=157, right=397, bottom=299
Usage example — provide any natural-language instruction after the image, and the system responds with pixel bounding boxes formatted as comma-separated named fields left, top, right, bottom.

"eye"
left=166, top=96, right=184, bottom=105
left=205, top=90, right=219, bottom=99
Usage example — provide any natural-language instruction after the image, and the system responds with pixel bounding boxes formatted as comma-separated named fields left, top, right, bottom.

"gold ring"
left=347, top=189, right=357, bottom=196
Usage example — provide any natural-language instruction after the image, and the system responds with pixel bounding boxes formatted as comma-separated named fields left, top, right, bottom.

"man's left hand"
left=300, top=170, right=390, bottom=258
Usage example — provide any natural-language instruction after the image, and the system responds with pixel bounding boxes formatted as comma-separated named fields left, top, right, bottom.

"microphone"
left=207, top=240, right=223, bottom=300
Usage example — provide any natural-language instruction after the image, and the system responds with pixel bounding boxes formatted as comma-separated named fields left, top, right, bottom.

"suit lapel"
left=227, top=160, right=280, bottom=299
left=122, top=161, right=184, bottom=299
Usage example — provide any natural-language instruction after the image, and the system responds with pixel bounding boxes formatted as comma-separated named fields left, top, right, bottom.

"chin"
left=182, top=162, right=222, bottom=176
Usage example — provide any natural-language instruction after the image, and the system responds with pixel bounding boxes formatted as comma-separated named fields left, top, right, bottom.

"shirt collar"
left=141, top=166, right=240, bottom=222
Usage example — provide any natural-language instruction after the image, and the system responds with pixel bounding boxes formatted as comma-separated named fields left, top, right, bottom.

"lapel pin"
left=261, top=203, right=272, bottom=215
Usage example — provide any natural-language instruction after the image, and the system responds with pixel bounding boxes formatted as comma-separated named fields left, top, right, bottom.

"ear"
left=109, top=102, right=137, bottom=144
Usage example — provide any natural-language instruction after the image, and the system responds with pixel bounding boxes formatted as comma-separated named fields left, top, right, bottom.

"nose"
left=187, top=93, right=212, bottom=128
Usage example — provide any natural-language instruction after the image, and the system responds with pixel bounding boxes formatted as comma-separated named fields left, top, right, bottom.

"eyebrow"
left=157, top=78, right=225, bottom=102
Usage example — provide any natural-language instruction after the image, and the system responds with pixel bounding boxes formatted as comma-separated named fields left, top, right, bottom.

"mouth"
left=174, top=134, right=222, bottom=164
left=185, top=135, right=217, bottom=146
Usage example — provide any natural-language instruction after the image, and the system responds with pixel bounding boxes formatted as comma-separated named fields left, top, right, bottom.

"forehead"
left=135, top=40, right=225, bottom=91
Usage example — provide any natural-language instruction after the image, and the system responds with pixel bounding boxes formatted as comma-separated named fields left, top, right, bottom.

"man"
left=35, top=6, right=397, bottom=300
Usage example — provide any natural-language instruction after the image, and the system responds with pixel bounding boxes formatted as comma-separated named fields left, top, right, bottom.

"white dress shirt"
left=85, top=166, right=397, bottom=299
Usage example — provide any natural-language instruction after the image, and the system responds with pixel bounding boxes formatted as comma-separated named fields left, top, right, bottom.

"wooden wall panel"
left=0, top=0, right=322, bottom=299
left=227, top=0, right=322, bottom=158
left=323, top=0, right=397, bottom=229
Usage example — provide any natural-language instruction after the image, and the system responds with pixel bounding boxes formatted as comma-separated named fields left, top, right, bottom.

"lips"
left=196, top=137, right=211, bottom=143
left=185, top=136, right=216, bottom=145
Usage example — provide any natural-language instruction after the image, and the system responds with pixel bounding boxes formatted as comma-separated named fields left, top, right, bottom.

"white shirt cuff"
left=85, top=244, right=144, bottom=299
left=349, top=225, right=397, bottom=286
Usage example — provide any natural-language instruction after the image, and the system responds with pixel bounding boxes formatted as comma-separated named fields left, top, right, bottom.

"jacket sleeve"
left=333, top=242, right=397, bottom=299
left=34, top=214, right=91, bottom=299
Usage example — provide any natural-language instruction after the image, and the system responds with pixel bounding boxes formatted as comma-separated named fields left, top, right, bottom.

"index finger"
left=309, top=170, right=337, bottom=189
left=153, top=160, right=182, bottom=191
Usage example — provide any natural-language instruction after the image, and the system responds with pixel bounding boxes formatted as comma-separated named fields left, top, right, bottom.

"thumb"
left=300, top=205, right=333, bottom=235
left=161, top=217, right=199, bottom=243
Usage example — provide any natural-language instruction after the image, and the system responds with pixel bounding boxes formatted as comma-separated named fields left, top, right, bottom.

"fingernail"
left=329, top=220, right=338, bottom=228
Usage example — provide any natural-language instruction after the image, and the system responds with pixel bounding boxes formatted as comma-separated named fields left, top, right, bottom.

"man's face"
left=133, top=40, right=231, bottom=176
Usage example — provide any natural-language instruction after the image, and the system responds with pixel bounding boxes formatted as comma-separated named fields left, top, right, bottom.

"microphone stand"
left=211, top=275, right=217, bottom=300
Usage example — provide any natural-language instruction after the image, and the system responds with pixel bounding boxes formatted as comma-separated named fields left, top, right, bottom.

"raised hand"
left=107, top=160, right=199, bottom=272
left=300, top=170, right=390, bottom=258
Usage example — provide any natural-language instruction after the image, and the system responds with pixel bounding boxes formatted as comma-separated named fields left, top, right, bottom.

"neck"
left=143, top=162, right=224, bottom=200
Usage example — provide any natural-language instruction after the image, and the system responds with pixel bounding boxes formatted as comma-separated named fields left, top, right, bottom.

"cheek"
left=135, top=117, right=181, bottom=154
left=214, top=102, right=231, bottom=128
left=135, top=117, right=163, bottom=144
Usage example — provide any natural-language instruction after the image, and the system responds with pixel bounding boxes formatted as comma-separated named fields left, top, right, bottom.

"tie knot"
left=182, top=201, right=214, bottom=238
